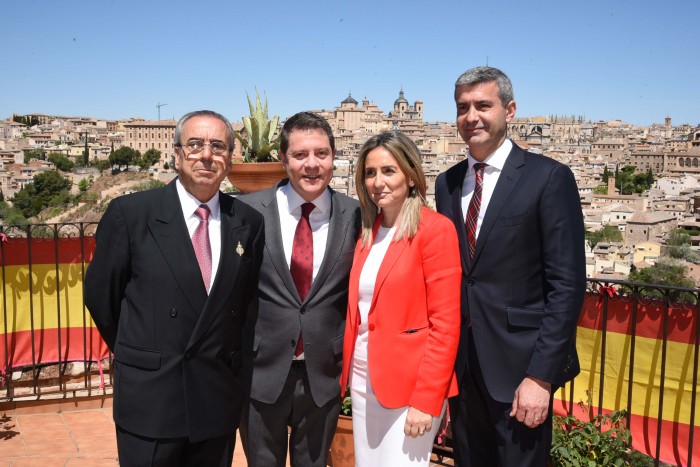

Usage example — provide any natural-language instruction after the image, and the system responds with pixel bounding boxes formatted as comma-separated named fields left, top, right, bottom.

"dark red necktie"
left=290, top=202, right=315, bottom=356
left=192, top=204, right=212, bottom=293
left=465, top=163, right=486, bottom=258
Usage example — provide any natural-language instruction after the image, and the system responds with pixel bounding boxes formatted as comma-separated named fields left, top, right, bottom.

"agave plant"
left=234, top=89, right=281, bottom=162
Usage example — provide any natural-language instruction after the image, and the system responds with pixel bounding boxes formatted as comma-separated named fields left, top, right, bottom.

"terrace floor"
left=0, top=396, right=453, bottom=466
left=0, top=396, right=249, bottom=466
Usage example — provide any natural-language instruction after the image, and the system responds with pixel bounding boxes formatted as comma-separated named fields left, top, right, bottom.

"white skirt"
left=350, top=341, right=445, bottom=466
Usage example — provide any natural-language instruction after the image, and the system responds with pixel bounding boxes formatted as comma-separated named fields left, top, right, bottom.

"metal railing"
left=0, top=221, right=110, bottom=400
left=0, top=223, right=698, bottom=465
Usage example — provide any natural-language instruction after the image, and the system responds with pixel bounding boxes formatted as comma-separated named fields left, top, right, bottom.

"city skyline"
left=3, top=0, right=698, bottom=127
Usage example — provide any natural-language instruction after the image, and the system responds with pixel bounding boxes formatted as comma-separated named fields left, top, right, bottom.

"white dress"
left=350, top=226, right=445, bottom=466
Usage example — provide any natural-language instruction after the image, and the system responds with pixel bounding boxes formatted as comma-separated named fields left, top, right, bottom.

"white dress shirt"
left=176, top=179, right=222, bottom=293
left=461, top=139, right=513, bottom=240
left=276, top=183, right=331, bottom=283
left=277, top=183, right=332, bottom=360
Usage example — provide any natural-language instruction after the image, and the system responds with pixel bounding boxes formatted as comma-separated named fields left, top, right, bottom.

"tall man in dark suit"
left=435, top=67, right=586, bottom=466
left=84, top=110, right=264, bottom=467
left=239, top=112, right=360, bottom=467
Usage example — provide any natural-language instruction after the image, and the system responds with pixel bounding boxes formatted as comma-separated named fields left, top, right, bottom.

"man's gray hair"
left=455, top=66, right=514, bottom=107
left=174, top=110, right=235, bottom=152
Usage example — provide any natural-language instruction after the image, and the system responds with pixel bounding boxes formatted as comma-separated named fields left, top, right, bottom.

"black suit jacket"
left=239, top=181, right=360, bottom=408
left=84, top=180, right=264, bottom=442
left=435, top=143, right=585, bottom=403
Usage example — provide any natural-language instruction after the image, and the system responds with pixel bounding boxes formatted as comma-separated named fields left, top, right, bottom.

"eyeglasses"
left=177, top=139, right=229, bottom=156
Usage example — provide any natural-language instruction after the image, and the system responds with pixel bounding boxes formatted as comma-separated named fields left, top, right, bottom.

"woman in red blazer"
left=339, top=131, right=461, bottom=466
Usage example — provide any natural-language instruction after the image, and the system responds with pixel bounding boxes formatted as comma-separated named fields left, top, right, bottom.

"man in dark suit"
left=84, top=110, right=264, bottom=467
left=435, top=67, right=586, bottom=466
left=239, top=111, right=360, bottom=467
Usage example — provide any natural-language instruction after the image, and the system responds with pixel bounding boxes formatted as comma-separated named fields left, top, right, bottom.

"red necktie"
left=465, top=163, right=486, bottom=258
left=192, top=204, right=212, bottom=293
left=291, top=202, right=315, bottom=356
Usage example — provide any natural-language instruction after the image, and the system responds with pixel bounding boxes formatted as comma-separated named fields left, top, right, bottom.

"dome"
left=341, top=93, right=358, bottom=105
left=394, top=89, right=408, bottom=106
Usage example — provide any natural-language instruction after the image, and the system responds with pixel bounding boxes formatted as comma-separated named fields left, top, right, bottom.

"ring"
left=419, top=429, right=425, bottom=435
left=534, top=417, right=540, bottom=421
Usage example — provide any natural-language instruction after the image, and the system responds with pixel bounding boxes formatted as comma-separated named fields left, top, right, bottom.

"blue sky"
left=3, top=0, right=698, bottom=126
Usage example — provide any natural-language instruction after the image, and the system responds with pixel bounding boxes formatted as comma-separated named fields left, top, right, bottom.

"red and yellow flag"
left=0, top=236, right=109, bottom=374
left=555, top=292, right=699, bottom=466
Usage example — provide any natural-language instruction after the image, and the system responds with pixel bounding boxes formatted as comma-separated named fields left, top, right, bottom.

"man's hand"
left=404, top=407, right=433, bottom=438
left=509, top=376, right=551, bottom=428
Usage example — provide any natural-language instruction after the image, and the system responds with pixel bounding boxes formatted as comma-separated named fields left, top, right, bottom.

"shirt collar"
left=467, top=138, right=512, bottom=172
left=175, top=178, right=220, bottom=219
left=282, top=182, right=331, bottom=216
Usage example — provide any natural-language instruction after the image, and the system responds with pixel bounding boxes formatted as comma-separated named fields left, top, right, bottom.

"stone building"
left=122, top=119, right=178, bottom=166
left=625, top=212, right=677, bottom=243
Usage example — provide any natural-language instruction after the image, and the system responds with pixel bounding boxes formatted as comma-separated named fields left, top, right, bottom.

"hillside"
left=35, top=171, right=155, bottom=224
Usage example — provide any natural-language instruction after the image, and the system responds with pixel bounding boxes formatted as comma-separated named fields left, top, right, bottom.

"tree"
left=82, top=137, right=89, bottom=166
left=585, top=224, right=623, bottom=249
left=0, top=201, right=27, bottom=224
left=48, top=153, right=74, bottom=172
left=78, top=178, right=89, bottom=192
left=593, top=185, right=608, bottom=195
left=602, top=165, right=609, bottom=184
left=23, top=148, right=46, bottom=163
left=665, top=229, right=699, bottom=262
left=614, top=164, right=620, bottom=190
left=11, top=170, right=71, bottom=218
left=646, top=167, right=654, bottom=187
left=93, top=159, right=111, bottom=173
left=138, top=148, right=161, bottom=170
left=109, top=147, right=139, bottom=169
left=628, top=258, right=696, bottom=302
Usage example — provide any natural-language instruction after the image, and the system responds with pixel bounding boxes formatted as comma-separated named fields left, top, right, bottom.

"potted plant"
left=329, top=390, right=354, bottom=467
left=549, top=391, right=632, bottom=466
left=227, top=89, right=287, bottom=193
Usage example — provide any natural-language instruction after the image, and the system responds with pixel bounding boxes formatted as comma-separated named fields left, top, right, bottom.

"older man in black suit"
left=435, top=67, right=586, bottom=466
left=85, top=110, right=264, bottom=467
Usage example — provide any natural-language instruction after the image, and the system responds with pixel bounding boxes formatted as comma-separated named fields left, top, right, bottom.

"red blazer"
left=340, top=207, right=461, bottom=416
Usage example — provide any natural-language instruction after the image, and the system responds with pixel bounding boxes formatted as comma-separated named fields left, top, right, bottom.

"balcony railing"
left=0, top=223, right=698, bottom=466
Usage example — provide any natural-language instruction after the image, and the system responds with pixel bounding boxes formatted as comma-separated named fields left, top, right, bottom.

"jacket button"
left=368, top=324, right=375, bottom=331
left=185, top=351, right=191, bottom=360
left=300, top=306, right=307, bottom=314
left=468, top=279, right=475, bottom=286
left=291, top=339, right=296, bottom=348
left=170, top=308, right=177, bottom=317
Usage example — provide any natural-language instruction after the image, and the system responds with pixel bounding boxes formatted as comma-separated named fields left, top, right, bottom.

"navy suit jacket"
left=85, top=181, right=264, bottom=441
left=435, top=143, right=585, bottom=403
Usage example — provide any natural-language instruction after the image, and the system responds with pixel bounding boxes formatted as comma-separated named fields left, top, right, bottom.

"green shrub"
left=550, top=391, right=631, bottom=466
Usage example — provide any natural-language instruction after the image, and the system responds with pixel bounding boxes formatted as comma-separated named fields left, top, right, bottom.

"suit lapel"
left=260, top=185, right=301, bottom=302
left=148, top=182, right=207, bottom=314
left=471, top=145, right=525, bottom=266
left=369, top=215, right=407, bottom=311
left=305, top=189, right=351, bottom=303
left=450, top=160, right=472, bottom=273
left=188, top=193, right=250, bottom=348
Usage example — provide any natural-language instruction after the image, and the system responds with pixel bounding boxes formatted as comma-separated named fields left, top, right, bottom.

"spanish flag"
left=555, top=291, right=700, bottom=466
left=0, top=236, right=109, bottom=376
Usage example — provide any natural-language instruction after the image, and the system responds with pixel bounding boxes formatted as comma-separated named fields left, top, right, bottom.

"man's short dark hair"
left=280, top=112, right=335, bottom=154
left=455, top=66, right=515, bottom=107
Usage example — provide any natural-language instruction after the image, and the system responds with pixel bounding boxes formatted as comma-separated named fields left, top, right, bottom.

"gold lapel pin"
left=236, top=241, right=245, bottom=257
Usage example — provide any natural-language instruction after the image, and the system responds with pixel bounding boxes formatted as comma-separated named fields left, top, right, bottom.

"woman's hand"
left=404, top=407, right=433, bottom=438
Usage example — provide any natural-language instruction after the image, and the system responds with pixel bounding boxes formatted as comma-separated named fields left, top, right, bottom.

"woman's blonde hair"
left=355, top=131, right=427, bottom=248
